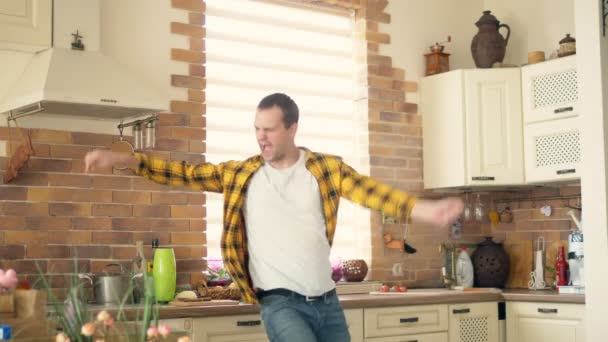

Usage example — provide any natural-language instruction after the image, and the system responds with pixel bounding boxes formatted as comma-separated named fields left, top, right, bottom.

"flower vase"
left=153, top=248, right=176, bottom=303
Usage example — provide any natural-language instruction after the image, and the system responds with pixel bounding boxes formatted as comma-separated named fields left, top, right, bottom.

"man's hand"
left=84, top=149, right=136, bottom=173
left=410, top=197, right=464, bottom=227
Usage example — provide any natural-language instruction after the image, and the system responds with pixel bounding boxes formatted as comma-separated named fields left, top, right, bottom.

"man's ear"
left=289, top=122, right=298, bottom=137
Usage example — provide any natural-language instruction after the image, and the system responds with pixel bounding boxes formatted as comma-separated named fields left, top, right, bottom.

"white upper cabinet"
left=522, top=55, right=578, bottom=124
left=522, top=56, right=581, bottom=183
left=0, top=0, right=52, bottom=52
left=421, top=68, right=524, bottom=189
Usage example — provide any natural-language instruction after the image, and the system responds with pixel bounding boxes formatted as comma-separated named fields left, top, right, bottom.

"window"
left=204, top=0, right=370, bottom=263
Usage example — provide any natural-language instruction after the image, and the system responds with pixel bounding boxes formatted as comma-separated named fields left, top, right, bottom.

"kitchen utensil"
left=558, top=33, right=576, bottom=57
left=529, top=236, right=547, bottom=289
left=342, top=260, right=368, bottom=282
left=3, top=117, right=35, bottom=183
left=133, top=122, right=143, bottom=150
left=528, top=271, right=546, bottom=289
left=473, top=194, right=485, bottom=222
left=402, top=219, right=417, bottom=254
left=463, top=193, right=473, bottom=222
left=145, top=120, right=156, bottom=149
left=79, top=263, right=142, bottom=305
left=111, top=125, right=134, bottom=170
left=472, top=237, right=509, bottom=288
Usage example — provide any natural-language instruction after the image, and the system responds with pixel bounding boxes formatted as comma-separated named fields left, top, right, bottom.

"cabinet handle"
left=554, top=106, right=574, bottom=114
left=401, top=340, right=418, bottom=342
left=452, top=308, right=471, bottom=314
left=236, top=320, right=261, bottom=327
left=537, top=308, right=558, bottom=314
left=400, top=317, right=419, bottom=323
left=556, top=168, right=576, bottom=175
left=472, top=176, right=495, bottom=181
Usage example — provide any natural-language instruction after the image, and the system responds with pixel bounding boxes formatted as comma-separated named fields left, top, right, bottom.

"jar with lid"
left=558, top=34, right=576, bottom=57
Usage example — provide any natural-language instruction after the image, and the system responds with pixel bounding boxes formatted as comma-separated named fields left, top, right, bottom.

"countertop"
left=76, top=288, right=585, bottom=320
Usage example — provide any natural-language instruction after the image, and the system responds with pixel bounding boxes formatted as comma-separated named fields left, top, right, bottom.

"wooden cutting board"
left=168, top=299, right=239, bottom=307
left=504, top=240, right=533, bottom=288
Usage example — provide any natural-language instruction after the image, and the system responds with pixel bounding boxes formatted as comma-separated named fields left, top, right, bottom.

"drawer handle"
left=400, top=317, right=419, bottom=323
left=237, top=320, right=262, bottom=327
left=401, top=340, right=418, bottom=342
left=452, top=308, right=471, bottom=314
left=557, top=169, right=576, bottom=175
left=554, top=106, right=574, bottom=114
left=472, top=176, right=495, bottom=181
left=538, top=308, right=558, bottom=314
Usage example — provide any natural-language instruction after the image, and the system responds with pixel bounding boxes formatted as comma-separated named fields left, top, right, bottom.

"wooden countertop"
left=123, top=288, right=584, bottom=319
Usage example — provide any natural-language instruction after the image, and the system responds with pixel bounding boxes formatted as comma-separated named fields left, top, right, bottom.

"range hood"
left=0, top=48, right=167, bottom=119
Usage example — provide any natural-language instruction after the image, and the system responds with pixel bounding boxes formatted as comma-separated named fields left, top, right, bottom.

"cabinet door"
left=521, top=56, right=578, bottom=124
left=449, top=302, right=499, bottom=342
left=464, top=69, right=524, bottom=186
left=506, top=302, right=585, bottom=342
left=193, top=314, right=268, bottom=342
left=345, top=308, right=364, bottom=342
left=365, top=304, right=448, bottom=338
left=365, top=332, right=448, bottom=342
left=158, top=318, right=193, bottom=340
left=524, top=116, right=581, bottom=183
left=0, top=0, right=52, bottom=51
left=421, top=70, right=467, bottom=189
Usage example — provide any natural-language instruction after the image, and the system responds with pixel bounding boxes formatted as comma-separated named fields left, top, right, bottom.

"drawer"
left=193, top=314, right=268, bottom=342
left=364, top=304, right=448, bottom=338
left=365, top=331, right=448, bottom=342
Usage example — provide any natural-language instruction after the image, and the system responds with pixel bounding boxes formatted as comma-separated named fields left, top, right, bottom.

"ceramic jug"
left=471, top=11, right=511, bottom=68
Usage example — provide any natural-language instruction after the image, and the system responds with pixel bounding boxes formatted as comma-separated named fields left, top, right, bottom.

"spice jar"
left=558, top=34, right=576, bottom=57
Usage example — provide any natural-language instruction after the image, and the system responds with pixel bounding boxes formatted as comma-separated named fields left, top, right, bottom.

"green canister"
left=153, top=248, right=176, bottom=303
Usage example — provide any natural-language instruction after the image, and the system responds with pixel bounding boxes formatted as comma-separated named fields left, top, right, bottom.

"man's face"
left=254, top=105, right=297, bottom=162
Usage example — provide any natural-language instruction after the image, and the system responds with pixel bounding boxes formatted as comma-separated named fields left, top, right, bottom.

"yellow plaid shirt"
left=134, top=149, right=417, bottom=304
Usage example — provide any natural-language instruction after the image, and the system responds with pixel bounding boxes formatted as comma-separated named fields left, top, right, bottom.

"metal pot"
left=79, top=263, right=143, bottom=305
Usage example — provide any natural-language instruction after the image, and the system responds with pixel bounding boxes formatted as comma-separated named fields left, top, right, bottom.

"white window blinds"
left=204, top=0, right=370, bottom=262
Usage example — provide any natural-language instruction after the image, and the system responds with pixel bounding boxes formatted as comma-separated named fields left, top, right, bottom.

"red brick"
left=171, top=22, right=206, bottom=38
left=172, top=247, right=192, bottom=259
left=188, top=139, right=204, bottom=154
left=187, top=193, right=204, bottom=205
left=71, top=132, right=113, bottom=146
left=49, top=203, right=92, bottom=216
left=48, top=231, right=91, bottom=244
left=0, top=217, right=25, bottom=230
left=176, top=259, right=206, bottom=272
left=26, top=158, right=72, bottom=173
left=172, top=127, right=205, bottom=140
left=393, top=102, right=418, bottom=113
left=171, top=232, right=205, bottom=245
left=0, top=172, right=48, bottom=186
left=158, top=113, right=188, bottom=126
left=30, top=129, right=72, bottom=144
left=188, top=89, right=205, bottom=102
left=171, top=205, right=205, bottom=218
left=26, top=217, right=71, bottom=230
left=92, top=232, right=133, bottom=245
left=113, top=191, right=151, bottom=204
left=170, top=101, right=206, bottom=115
left=71, top=246, right=111, bottom=259
left=190, top=38, right=205, bottom=51
left=154, top=138, right=190, bottom=153
left=92, top=204, right=133, bottom=217
left=190, top=219, right=205, bottom=231
left=112, top=246, right=137, bottom=260
left=91, top=176, right=132, bottom=190
left=1, top=260, right=47, bottom=273
left=188, top=114, right=205, bottom=128
left=50, top=145, right=91, bottom=159
left=0, top=187, right=27, bottom=200
left=171, top=75, right=205, bottom=89
left=48, top=174, right=92, bottom=188
left=0, top=202, right=48, bottom=216
left=152, top=192, right=189, bottom=205
left=26, top=244, right=70, bottom=258
left=170, top=152, right=204, bottom=165
left=5, top=231, right=48, bottom=244
left=171, top=0, right=206, bottom=12
left=71, top=217, right=112, bottom=230
left=0, top=245, right=25, bottom=259
left=189, top=64, right=205, bottom=77
left=189, top=12, right=205, bottom=25
left=47, top=260, right=90, bottom=273
left=133, top=232, right=171, bottom=248
left=72, top=189, right=113, bottom=203
left=90, top=261, right=131, bottom=274
left=133, top=205, right=171, bottom=218
left=171, top=49, right=205, bottom=64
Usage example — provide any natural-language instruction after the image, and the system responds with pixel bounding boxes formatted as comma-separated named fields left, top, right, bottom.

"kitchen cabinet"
left=421, top=69, right=524, bottom=189
left=521, top=56, right=581, bottom=183
left=506, top=302, right=585, bottom=342
left=449, top=302, right=499, bottom=342
left=364, top=304, right=448, bottom=338
left=190, top=309, right=362, bottom=341
left=158, top=317, right=194, bottom=339
left=0, top=0, right=52, bottom=52
left=365, top=332, right=448, bottom=342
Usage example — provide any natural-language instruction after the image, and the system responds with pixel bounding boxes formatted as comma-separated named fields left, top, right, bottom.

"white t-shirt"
left=244, top=149, right=335, bottom=296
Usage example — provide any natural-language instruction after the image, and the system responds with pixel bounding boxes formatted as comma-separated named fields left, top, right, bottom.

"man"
left=84, top=93, right=463, bottom=342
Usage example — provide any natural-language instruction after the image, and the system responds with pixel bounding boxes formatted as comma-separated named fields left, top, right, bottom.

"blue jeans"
left=259, top=290, right=350, bottom=342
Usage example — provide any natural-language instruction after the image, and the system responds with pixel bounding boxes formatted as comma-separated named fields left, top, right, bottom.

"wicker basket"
left=196, top=283, right=241, bottom=300
left=342, top=259, right=368, bottom=282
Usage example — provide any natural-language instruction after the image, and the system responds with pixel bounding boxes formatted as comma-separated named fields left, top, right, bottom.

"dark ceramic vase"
left=471, top=11, right=511, bottom=68
left=471, top=237, right=509, bottom=288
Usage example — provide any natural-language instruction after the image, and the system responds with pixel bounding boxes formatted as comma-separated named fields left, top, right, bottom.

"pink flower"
left=146, top=326, right=158, bottom=339
left=104, top=317, right=114, bottom=327
left=81, top=322, right=96, bottom=336
left=158, top=324, right=171, bottom=337
left=55, top=333, right=71, bottom=342
left=177, top=337, right=192, bottom=342
left=96, top=310, right=110, bottom=322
